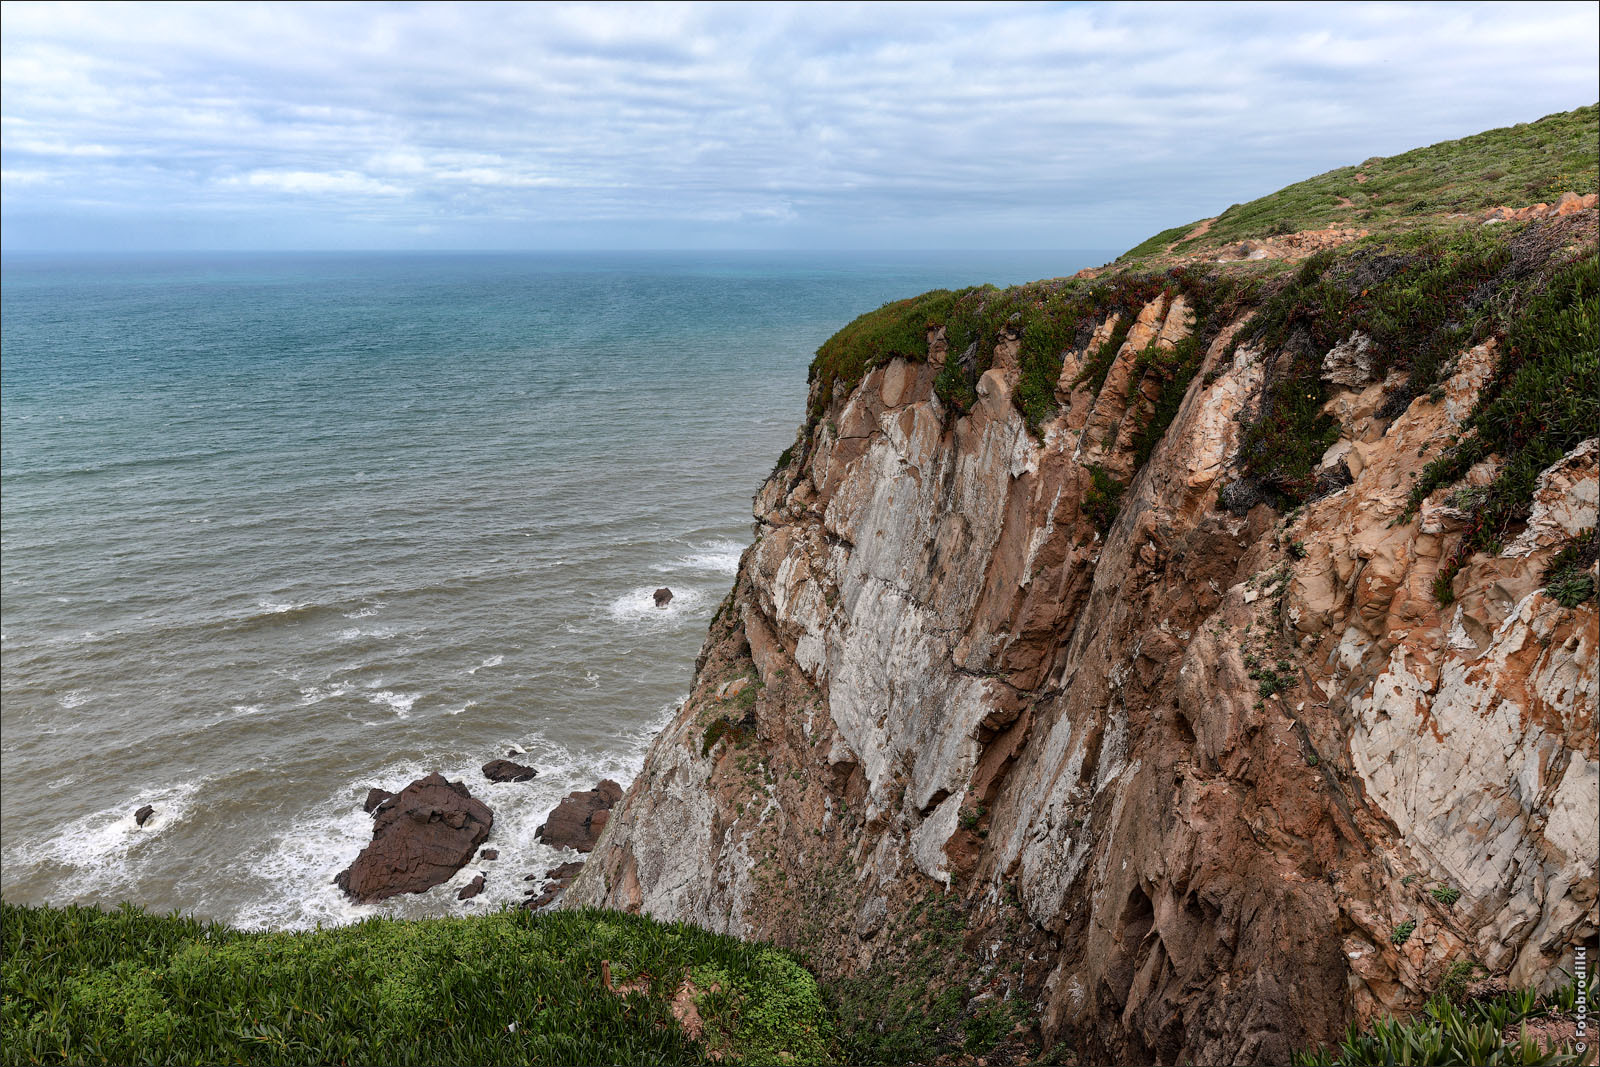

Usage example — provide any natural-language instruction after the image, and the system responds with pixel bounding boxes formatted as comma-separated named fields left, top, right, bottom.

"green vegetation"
left=1543, top=531, right=1598, bottom=607
left=1082, top=464, right=1125, bottom=533
left=822, top=889, right=1036, bottom=1065
left=1, top=901, right=830, bottom=1067
left=1293, top=979, right=1593, bottom=1066
left=1407, top=253, right=1599, bottom=597
left=1430, top=886, right=1462, bottom=907
left=1123, top=105, right=1598, bottom=260
left=1390, top=919, right=1417, bottom=946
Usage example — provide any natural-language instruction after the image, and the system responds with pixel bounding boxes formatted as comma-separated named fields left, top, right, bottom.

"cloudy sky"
left=2, top=1, right=1596, bottom=252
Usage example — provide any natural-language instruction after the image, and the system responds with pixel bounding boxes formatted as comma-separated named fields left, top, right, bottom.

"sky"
left=2, top=1, right=1596, bottom=252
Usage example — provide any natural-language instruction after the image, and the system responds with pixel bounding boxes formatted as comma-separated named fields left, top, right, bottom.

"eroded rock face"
left=567, top=286, right=1597, bottom=1064
left=536, top=780, right=623, bottom=852
left=335, top=773, right=493, bottom=903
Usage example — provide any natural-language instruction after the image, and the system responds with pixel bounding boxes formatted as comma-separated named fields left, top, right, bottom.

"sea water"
left=0, top=249, right=1105, bottom=928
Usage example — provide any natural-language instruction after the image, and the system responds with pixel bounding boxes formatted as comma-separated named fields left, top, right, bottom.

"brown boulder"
left=480, top=848, right=498, bottom=861
left=481, top=758, right=538, bottom=783
left=133, top=804, right=155, bottom=827
left=653, top=587, right=673, bottom=607
left=457, top=874, right=486, bottom=901
left=363, top=788, right=396, bottom=814
left=335, top=773, right=493, bottom=903
left=534, top=780, right=624, bottom=852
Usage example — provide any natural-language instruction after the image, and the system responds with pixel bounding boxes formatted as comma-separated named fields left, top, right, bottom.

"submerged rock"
left=653, top=587, right=673, bottom=607
left=133, top=804, right=155, bottom=827
left=481, top=758, right=538, bottom=783
left=534, top=780, right=623, bottom=852
left=335, top=773, right=493, bottom=903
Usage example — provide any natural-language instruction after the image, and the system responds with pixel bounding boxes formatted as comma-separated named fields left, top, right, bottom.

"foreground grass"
left=0, top=901, right=830, bottom=1067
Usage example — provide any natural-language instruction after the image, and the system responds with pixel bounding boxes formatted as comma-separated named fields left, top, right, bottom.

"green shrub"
left=1391, top=919, right=1417, bottom=946
left=1293, top=980, right=1592, bottom=1066
left=1543, top=531, right=1599, bottom=607
left=1082, top=464, right=1125, bottom=534
left=1430, top=886, right=1462, bottom=906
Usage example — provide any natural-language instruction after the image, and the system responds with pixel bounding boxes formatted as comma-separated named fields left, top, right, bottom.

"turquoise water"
left=0, top=250, right=1105, bottom=927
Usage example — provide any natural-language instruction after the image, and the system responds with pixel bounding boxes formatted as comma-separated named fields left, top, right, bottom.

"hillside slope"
left=566, top=107, right=1599, bottom=1065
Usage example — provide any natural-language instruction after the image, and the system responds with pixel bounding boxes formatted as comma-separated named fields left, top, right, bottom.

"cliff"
left=566, top=107, right=1600, bottom=1064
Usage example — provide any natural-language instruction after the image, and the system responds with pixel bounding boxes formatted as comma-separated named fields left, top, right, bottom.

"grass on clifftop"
left=1120, top=104, right=1598, bottom=262
left=0, top=901, right=831, bottom=1067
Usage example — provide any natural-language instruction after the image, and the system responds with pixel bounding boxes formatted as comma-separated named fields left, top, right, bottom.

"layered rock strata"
left=568, top=270, right=1597, bottom=1063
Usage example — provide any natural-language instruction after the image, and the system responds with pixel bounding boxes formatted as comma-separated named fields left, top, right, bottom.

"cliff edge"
left=566, top=107, right=1600, bottom=1065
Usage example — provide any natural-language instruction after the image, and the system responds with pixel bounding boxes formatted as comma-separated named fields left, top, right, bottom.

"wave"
left=0, top=780, right=208, bottom=903
left=650, top=538, right=745, bottom=576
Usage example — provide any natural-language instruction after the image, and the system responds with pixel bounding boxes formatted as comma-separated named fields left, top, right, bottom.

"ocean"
left=0, top=249, right=1105, bottom=928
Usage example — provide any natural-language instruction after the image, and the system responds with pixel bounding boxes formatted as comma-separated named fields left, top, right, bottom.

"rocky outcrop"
left=335, top=773, right=493, bottom=903
left=568, top=252, right=1596, bottom=1063
left=481, top=758, right=538, bottom=783
left=536, top=780, right=624, bottom=852
left=526, top=860, right=587, bottom=909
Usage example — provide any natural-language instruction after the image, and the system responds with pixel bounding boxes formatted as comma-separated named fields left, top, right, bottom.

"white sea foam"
left=0, top=780, right=207, bottom=903
left=298, top=681, right=355, bottom=706
left=227, top=701, right=683, bottom=930
left=465, top=654, right=503, bottom=674
left=58, top=689, right=91, bottom=709
left=444, top=700, right=477, bottom=716
left=607, top=585, right=706, bottom=626
left=652, top=538, right=745, bottom=576
left=367, top=690, right=418, bottom=717
left=343, top=603, right=384, bottom=619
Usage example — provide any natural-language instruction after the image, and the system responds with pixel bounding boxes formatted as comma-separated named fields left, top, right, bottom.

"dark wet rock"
left=334, top=772, right=493, bottom=903
left=481, top=758, right=538, bottom=783
left=133, top=804, right=155, bottom=827
left=457, top=874, right=486, bottom=901
left=507, top=748, right=526, bottom=758
left=653, top=587, right=673, bottom=607
left=479, top=848, right=498, bottom=861
left=525, top=861, right=587, bottom=910
left=363, top=788, right=396, bottom=814
left=535, top=780, right=624, bottom=852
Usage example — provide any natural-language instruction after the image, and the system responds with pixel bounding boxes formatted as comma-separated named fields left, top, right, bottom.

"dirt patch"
left=670, top=979, right=708, bottom=1043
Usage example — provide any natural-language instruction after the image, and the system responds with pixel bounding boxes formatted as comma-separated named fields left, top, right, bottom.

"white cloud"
left=225, top=170, right=408, bottom=197
left=0, top=1, right=1594, bottom=249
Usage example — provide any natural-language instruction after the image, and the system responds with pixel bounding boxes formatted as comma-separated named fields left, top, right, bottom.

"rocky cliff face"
left=566, top=215, right=1598, bottom=1063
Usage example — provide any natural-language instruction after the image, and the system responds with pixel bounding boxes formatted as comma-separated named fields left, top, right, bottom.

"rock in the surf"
left=335, top=773, right=493, bottom=903
left=481, top=758, right=538, bottom=783
left=524, top=860, right=587, bottom=909
left=534, top=780, right=623, bottom=852
left=457, top=873, right=486, bottom=901
left=479, top=848, right=498, bottom=861
left=363, top=787, right=396, bottom=814
left=653, top=587, right=673, bottom=607
left=133, top=804, right=155, bottom=827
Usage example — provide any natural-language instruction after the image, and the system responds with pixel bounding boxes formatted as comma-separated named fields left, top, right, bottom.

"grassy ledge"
left=0, top=901, right=831, bottom=1067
